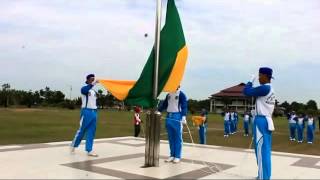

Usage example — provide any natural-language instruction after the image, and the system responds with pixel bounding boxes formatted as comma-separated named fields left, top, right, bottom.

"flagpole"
left=145, top=0, right=162, bottom=167
left=153, top=0, right=162, bottom=98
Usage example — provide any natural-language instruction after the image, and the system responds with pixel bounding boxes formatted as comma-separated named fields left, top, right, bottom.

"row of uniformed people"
left=288, top=112, right=316, bottom=144
left=222, top=110, right=255, bottom=137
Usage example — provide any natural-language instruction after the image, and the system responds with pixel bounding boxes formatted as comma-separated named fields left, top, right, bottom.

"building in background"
left=209, top=83, right=254, bottom=113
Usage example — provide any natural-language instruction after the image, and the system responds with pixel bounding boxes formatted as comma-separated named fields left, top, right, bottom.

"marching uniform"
left=224, top=112, right=231, bottom=137
left=289, top=114, right=297, bottom=141
left=243, top=67, right=275, bottom=180
left=307, top=117, right=315, bottom=144
left=244, top=113, right=250, bottom=136
left=297, top=117, right=304, bottom=143
left=71, top=75, right=98, bottom=155
left=199, top=109, right=208, bottom=144
left=158, top=89, right=188, bottom=163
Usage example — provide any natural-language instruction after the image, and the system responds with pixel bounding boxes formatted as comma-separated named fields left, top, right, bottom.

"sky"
left=0, top=0, right=320, bottom=105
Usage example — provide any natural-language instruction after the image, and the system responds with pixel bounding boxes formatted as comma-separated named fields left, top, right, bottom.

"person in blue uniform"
left=307, top=115, right=316, bottom=144
left=297, top=114, right=304, bottom=143
left=224, top=110, right=231, bottom=137
left=243, top=111, right=250, bottom=136
left=243, top=67, right=276, bottom=180
left=199, top=108, right=208, bottom=144
left=158, top=86, right=188, bottom=163
left=288, top=111, right=297, bottom=141
left=70, top=74, right=99, bottom=157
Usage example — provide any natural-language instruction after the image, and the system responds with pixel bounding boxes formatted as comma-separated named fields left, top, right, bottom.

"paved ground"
left=0, top=136, right=320, bottom=179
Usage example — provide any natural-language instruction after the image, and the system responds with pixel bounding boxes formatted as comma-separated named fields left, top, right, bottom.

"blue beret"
left=259, top=67, right=273, bottom=79
left=86, top=74, right=95, bottom=80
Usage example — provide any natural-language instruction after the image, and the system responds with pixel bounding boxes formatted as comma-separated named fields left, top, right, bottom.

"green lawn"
left=0, top=108, right=319, bottom=156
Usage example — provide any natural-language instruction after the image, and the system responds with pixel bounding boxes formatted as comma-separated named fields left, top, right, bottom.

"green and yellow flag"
left=100, top=0, right=188, bottom=108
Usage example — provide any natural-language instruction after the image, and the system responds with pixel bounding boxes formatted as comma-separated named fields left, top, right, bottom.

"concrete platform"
left=1, top=137, right=320, bottom=179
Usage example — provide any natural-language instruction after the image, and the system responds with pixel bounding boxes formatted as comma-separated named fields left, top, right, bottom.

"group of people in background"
left=223, top=110, right=240, bottom=137
left=287, top=111, right=317, bottom=144
left=223, top=109, right=255, bottom=137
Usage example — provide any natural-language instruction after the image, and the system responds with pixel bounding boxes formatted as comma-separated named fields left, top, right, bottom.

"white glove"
left=182, top=116, right=187, bottom=124
left=92, top=80, right=99, bottom=86
left=249, top=74, right=256, bottom=83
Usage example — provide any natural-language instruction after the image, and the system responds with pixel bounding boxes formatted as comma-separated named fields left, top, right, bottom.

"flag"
left=100, top=0, right=188, bottom=108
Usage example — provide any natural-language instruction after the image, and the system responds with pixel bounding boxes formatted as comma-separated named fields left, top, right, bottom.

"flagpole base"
left=144, top=110, right=161, bottom=167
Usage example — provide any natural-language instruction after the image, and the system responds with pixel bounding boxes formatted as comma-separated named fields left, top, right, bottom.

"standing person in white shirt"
left=158, top=86, right=188, bottom=163
left=297, top=114, right=304, bottom=143
left=243, top=67, right=276, bottom=180
left=224, top=110, right=231, bottom=137
left=307, top=115, right=315, bottom=144
left=133, top=106, right=142, bottom=137
left=288, top=111, right=297, bottom=141
left=243, top=111, right=250, bottom=136
left=70, top=74, right=99, bottom=157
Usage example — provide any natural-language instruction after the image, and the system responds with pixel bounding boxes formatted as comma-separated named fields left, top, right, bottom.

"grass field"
left=0, top=108, right=319, bottom=156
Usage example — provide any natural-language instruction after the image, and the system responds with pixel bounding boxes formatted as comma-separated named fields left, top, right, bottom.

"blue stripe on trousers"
left=72, top=109, right=97, bottom=152
left=253, top=115, right=272, bottom=180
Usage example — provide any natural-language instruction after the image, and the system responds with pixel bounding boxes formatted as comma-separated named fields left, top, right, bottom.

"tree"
left=279, top=101, right=291, bottom=113
left=187, top=99, right=210, bottom=114
left=74, top=97, right=82, bottom=106
left=306, top=100, right=318, bottom=110
left=1, top=83, right=11, bottom=107
left=188, top=99, right=199, bottom=114
left=97, top=89, right=105, bottom=109
left=21, top=90, right=35, bottom=108
left=105, top=92, right=117, bottom=108
left=33, top=91, right=42, bottom=105
left=51, top=91, right=65, bottom=104
left=291, top=101, right=305, bottom=112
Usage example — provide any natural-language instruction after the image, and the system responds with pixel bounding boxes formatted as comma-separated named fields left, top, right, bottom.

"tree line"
left=1, top=83, right=319, bottom=115
left=0, top=83, right=122, bottom=109
left=279, top=100, right=319, bottom=116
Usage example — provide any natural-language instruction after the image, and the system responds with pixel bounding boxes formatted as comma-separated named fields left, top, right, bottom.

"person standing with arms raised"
left=70, top=74, right=99, bottom=157
left=243, top=67, right=276, bottom=180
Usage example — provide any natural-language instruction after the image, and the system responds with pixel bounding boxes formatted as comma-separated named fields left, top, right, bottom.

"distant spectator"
left=199, top=108, right=208, bottom=144
left=133, top=106, right=142, bottom=137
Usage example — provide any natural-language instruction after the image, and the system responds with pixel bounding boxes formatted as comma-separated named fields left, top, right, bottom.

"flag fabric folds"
left=99, top=0, right=188, bottom=108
